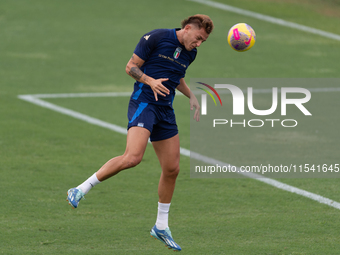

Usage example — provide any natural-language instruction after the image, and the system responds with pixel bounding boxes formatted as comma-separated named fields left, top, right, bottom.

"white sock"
left=155, top=202, right=171, bottom=230
left=77, top=173, right=101, bottom=195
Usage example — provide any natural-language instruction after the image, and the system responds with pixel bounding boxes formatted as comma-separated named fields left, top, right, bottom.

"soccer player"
left=67, top=14, right=214, bottom=251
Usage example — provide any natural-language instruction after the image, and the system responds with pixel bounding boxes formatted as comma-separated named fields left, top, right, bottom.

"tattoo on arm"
left=129, top=67, right=143, bottom=80
left=130, top=55, right=141, bottom=68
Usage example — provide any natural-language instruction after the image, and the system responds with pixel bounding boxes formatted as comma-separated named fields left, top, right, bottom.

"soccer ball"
left=227, top=23, right=256, bottom=52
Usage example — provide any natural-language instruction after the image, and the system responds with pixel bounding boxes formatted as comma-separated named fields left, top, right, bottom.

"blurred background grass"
left=1, top=0, right=340, bottom=254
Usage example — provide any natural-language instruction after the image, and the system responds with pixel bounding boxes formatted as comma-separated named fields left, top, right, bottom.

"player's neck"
left=176, top=29, right=185, bottom=46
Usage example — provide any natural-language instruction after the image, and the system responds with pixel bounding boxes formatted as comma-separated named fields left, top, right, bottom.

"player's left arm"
left=177, top=78, right=200, bottom=122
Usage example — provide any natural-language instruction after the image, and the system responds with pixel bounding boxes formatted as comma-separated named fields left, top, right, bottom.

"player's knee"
left=164, top=164, right=180, bottom=178
left=123, top=154, right=143, bottom=168
left=131, top=155, right=143, bottom=167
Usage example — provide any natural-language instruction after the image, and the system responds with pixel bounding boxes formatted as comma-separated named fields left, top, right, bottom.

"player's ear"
left=184, top=24, right=192, bottom=32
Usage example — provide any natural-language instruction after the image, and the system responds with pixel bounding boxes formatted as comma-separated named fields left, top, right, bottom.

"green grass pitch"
left=1, top=0, right=340, bottom=254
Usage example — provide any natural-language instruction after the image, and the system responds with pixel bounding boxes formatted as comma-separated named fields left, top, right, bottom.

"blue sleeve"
left=133, top=29, right=166, bottom=61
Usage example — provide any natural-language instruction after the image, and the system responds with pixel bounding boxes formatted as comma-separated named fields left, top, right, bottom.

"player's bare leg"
left=152, top=134, right=180, bottom=203
left=96, top=126, right=150, bottom=181
left=67, top=127, right=150, bottom=208
left=150, top=134, right=182, bottom=251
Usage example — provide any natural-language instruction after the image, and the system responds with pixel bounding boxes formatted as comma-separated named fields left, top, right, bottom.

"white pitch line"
left=188, top=0, right=340, bottom=41
left=18, top=92, right=340, bottom=210
left=18, top=95, right=127, bottom=135
left=21, top=87, right=340, bottom=99
left=30, top=92, right=132, bottom=99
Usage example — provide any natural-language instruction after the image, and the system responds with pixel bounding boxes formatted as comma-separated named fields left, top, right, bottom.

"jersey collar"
left=174, top=28, right=182, bottom=46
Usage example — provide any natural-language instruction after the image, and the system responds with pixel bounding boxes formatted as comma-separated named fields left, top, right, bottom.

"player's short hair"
left=181, top=14, right=214, bottom=34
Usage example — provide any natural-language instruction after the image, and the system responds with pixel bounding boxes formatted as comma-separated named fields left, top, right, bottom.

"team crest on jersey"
left=173, top=47, right=182, bottom=59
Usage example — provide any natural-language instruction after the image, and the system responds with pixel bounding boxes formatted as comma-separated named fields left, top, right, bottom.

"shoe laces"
left=75, top=189, right=85, bottom=201
left=164, top=227, right=173, bottom=238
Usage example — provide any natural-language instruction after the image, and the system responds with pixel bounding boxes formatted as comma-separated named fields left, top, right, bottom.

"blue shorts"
left=127, top=99, right=178, bottom=142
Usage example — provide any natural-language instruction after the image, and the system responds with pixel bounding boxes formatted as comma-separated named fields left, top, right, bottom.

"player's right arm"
left=126, top=53, right=170, bottom=101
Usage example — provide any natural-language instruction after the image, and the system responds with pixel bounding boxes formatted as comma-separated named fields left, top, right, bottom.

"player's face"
left=183, top=25, right=209, bottom=51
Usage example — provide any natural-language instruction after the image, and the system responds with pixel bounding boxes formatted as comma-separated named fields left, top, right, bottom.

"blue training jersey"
left=131, top=28, right=197, bottom=107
